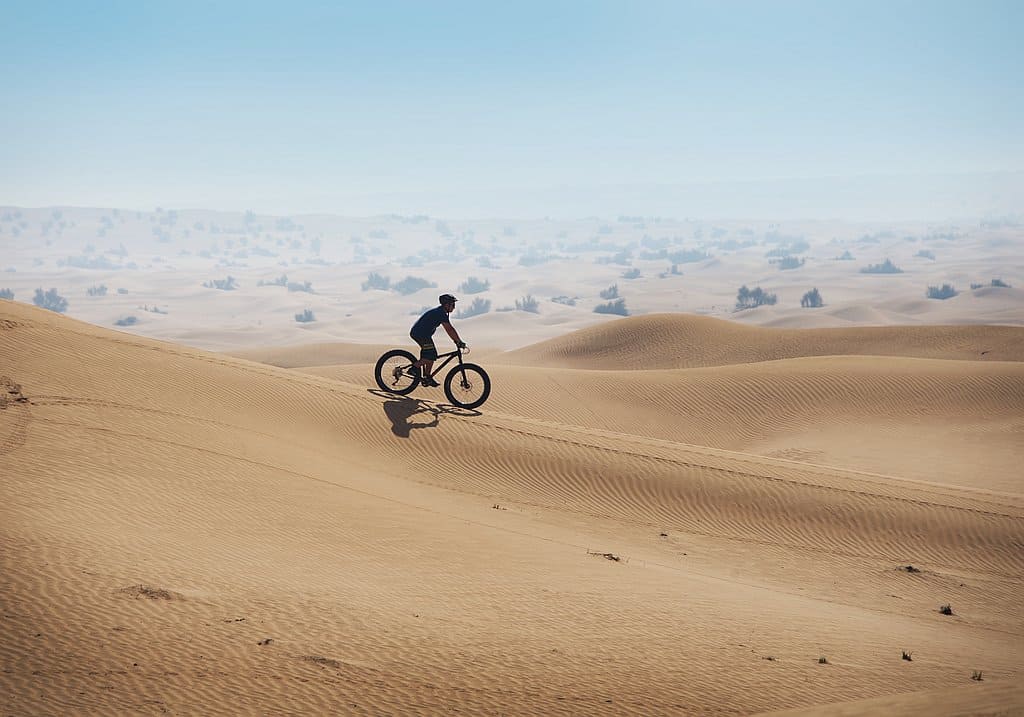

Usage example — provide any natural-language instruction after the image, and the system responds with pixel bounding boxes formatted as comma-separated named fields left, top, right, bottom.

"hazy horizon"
left=3, top=1, right=1022, bottom=220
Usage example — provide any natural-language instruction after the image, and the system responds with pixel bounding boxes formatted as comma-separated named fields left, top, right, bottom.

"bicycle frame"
left=421, top=347, right=467, bottom=380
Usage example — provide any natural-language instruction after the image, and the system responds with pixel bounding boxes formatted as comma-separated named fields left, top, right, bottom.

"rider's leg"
left=412, top=335, right=436, bottom=376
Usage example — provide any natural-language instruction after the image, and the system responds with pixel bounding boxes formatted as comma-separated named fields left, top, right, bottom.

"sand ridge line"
left=407, top=399, right=1024, bottom=519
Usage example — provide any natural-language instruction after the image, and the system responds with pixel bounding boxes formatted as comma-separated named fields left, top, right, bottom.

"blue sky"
left=2, top=1, right=1021, bottom=218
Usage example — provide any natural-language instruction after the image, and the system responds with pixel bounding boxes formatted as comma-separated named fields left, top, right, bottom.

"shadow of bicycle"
left=367, top=389, right=482, bottom=438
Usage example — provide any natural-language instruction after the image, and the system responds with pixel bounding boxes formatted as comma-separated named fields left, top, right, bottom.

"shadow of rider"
left=382, top=396, right=440, bottom=438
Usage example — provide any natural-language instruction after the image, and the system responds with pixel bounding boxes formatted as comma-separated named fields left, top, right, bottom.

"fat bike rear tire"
left=375, top=349, right=420, bottom=395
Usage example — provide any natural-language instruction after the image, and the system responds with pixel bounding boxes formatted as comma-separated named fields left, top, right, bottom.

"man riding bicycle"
left=410, top=294, right=466, bottom=387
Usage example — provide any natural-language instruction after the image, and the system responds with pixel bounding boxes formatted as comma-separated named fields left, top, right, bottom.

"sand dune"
left=312, top=354, right=1024, bottom=493
left=501, top=313, right=1024, bottom=369
left=2, top=300, right=1022, bottom=715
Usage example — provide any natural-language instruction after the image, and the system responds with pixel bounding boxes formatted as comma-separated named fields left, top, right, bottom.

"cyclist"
left=410, top=293, right=466, bottom=387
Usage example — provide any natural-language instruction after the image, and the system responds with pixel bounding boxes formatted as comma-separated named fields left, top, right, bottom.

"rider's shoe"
left=409, top=365, right=421, bottom=379
left=420, top=377, right=440, bottom=388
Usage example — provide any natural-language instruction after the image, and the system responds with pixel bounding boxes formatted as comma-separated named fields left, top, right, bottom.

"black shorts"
left=411, top=333, right=437, bottom=361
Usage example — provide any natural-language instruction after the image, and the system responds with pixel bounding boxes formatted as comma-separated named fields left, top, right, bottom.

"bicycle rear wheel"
left=444, top=363, right=491, bottom=409
left=374, top=349, right=419, bottom=395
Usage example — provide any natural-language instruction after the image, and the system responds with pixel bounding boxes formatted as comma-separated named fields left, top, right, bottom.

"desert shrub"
left=203, top=276, right=238, bottom=290
left=400, top=255, right=424, bottom=267
left=609, top=249, right=632, bottom=265
left=362, top=272, right=390, bottom=291
left=926, top=284, right=958, bottom=300
left=392, top=275, right=436, bottom=295
left=939, top=604, right=954, bottom=615
left=518, top=253, right=550, bottom=267
left=764, top=239, right=811, bottom=254
left=114, top=316, right=138, bottom=326
left=117, top=288, right=128, bottom=294
left=668, top=248, right=710, bottom=264
left=59, top=254, right=119, bottom=270
left=476, top=256, right=496, bottom=268
left=835, top=250, right=855, bottom=260
left=766, top=241, right=809, bottom=258
left=287, top=280, right=313, bottom=293
left=801, top=288, right=824, bottom=308
left=551, top=295, right=578, bottom=306
left=87, top=284, right=108, bottom=296
left=33, top=288, right=69, bottom=313
left=456, top=297, right=491, bottom=319
left=294, top=309, right=316, bottom=323
left=777, top=256, right=805, bottom=270
left=861, top=258, right=902, bottom=274
left=515, top=295, right=540, bottom=313
left=990, top=278, right=1011, bottom=288
left=916, top=249, right=936, bottom=259
left=458, top=276, right=491, bottom=294
left=600, top=283, right=619, bottom=300
left=594, top=298, right=629, bottom=316
left=0, top=288, right=13, bottom=300
left=258, top=274, right=288, bottom=287
left=735, top=285, right=777, bottom=310
left=621, top=268, right=641, bottom=279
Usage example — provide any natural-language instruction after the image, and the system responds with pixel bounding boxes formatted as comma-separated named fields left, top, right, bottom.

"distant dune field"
left=2, top=299, right=1023, bottom=715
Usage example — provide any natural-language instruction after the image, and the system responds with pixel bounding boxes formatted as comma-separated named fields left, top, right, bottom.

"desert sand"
left=3, top=207, right=1023, bottom=714
left=2, top=293, right=1023, bottom=715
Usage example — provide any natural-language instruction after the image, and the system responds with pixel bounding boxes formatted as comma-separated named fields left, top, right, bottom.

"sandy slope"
left=2, top=300, right=1022, bottom=715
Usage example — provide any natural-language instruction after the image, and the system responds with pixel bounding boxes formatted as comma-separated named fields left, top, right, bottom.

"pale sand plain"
left=2, top=208, right=1023, bottom=714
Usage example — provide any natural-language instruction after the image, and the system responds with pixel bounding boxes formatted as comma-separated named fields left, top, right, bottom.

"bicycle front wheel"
left=444, top=363, right=491, bottom=409
left=374, top=349, right=419, bottom=395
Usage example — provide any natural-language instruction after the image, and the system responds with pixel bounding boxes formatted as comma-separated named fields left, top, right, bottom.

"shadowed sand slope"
left=501, top=313, right=1024, bottom=369
left=227, top=341, right=397, bottom=368
left=2, top=300, right=1023, bottom=715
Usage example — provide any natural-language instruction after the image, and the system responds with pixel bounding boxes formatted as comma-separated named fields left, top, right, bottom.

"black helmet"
left=439, top=293, right=458, bottom=305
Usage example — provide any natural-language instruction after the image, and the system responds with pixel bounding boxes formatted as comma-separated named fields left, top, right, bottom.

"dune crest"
left=501, top=313, right=1024, bottom=369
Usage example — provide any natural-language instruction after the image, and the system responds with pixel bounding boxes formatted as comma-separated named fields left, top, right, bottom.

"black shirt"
left=411, top=306, right=451, bottom=338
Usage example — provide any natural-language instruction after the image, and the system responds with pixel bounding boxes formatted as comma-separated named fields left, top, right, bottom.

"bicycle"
left=374, top=345, right=491, bottom=409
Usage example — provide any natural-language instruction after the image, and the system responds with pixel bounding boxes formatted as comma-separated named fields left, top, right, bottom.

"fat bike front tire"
left=444, top=363, right=491, bottom=409
left=375, top=349, right=420, bottom=395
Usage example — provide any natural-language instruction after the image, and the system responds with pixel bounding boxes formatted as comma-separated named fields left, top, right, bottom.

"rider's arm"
left=442, top=322, right=465, bottom=347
